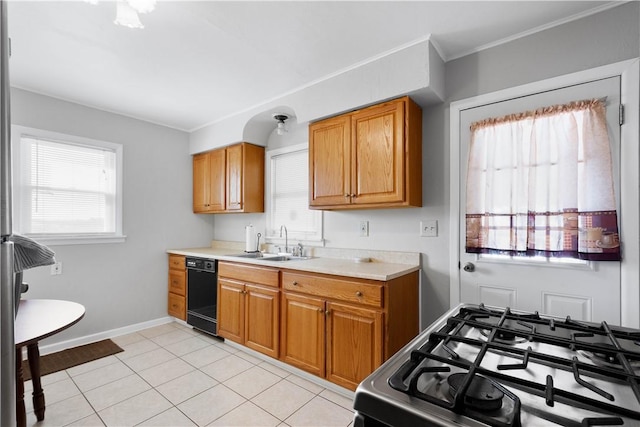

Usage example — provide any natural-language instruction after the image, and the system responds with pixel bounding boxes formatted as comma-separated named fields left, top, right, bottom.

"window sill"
left=21, top=234, right=127, bottom=246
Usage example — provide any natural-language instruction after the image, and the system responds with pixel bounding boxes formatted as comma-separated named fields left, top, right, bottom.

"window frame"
left=11, top=125, right=125, bottom=245
left=265, top=142, right=323, bottom=248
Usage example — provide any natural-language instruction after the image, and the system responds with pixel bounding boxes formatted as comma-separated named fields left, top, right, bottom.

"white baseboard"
left=37, top=316, right=175, bottom=356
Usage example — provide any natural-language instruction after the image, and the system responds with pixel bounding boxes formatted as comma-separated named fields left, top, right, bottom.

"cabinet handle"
left=317, top=308, right=323, bottom=313
left=242, top=290, right=247, bottom=294
left=325, top=310, right=330, bottom=316
left=292, top=281, right=298, bottom=286
left=344, top=194, right=350, bottom=198
left=356, top=291, right=363, bottom=297
left=351, top=194, right=357, bottom=198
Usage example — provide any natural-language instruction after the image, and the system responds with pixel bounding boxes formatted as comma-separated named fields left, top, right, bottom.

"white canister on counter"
left=245, top=224, right=257, bottom=252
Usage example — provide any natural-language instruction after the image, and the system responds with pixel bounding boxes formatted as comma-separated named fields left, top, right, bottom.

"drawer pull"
left=356, top=291, right=363, bottom=297
left=292, top=281, right=298, bottom=286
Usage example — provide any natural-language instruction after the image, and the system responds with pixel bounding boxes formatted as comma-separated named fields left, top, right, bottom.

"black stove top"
left=354, top=304, right=640, bottom=427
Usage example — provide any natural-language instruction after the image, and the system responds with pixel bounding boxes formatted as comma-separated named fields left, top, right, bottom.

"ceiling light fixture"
left=273, top=113, right=289, bottom=136
left=114, top=0, right=144, bottom=29
left=89, top=0, right=156, bottom=29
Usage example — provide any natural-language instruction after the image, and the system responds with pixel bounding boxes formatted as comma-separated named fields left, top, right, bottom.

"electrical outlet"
left=50, top=262, right=63, bottom=275
left=420, top=220, right=438, bottom=237
left=359, top=220, right=369, bottom=237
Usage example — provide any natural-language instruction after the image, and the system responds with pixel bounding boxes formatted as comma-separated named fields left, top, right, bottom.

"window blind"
left=268, top=147, right=322, bottom=241
left=19, top=136, right=117, bottom=235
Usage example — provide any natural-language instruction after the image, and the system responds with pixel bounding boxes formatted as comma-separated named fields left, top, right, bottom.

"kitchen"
left=2, top=1, right=639, bottom=426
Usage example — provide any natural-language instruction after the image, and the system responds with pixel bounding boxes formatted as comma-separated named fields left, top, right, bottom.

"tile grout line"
left=27, top=322, right=355, bottom=427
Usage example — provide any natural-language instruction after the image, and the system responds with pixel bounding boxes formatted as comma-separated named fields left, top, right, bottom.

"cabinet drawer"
left=169, top=254, right=185, bottom=271
left=219, top=262, right=279, bottom=287
left=168, top=270, right=186, bottom=296
left=168, top=292, right=186, bottom=320
left=282, top=271, right=383, bottom=308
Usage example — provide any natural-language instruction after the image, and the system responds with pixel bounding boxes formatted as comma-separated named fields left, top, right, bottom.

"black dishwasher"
left=185, top=257, right=218, bottom=336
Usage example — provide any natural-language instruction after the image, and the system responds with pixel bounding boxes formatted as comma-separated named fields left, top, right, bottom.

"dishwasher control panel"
left=185, top=257, right=216, bottom=272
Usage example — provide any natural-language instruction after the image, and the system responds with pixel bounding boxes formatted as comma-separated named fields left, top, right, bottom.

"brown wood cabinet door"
left=168, top=293, right=186, bottom=320
left=226, top=144, right=243, bottom=211
left=208, top=149, right=226, bottom=211
left=192, top=152, right=210, bottom=212
left=309, top=115, right=351, bottom=207
left=168, top=270, right=186, bottom=296
left=217, top=278, right=245, bottom=343
left=244, top=284, right=279, bottom=359
left=325, top=301, right=383, bottom=390
left=280, top=292, right=325, bottom=377
left=351, top=100, right=405, bottom=205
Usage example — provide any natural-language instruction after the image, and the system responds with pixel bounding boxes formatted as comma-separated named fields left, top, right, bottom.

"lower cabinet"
left=280, top=292, right=325, bottom=377
left=325, top=301, right=383, bottom=390
left=217, top=262, right=280, bottom=359
left=216, top=261, right=418, bottom=391
left=167, top=254, right=186, bottom=320
left=281, top=292, right=384, bottom=390
left=280, top=270, right=416, bottom=391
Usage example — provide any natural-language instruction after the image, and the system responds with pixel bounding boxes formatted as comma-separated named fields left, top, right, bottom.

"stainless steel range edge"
left=354, top=303, right=640, bottom=427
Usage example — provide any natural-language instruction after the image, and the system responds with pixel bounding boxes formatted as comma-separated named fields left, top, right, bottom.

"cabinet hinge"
left=619, top=104, right=624, bottom=126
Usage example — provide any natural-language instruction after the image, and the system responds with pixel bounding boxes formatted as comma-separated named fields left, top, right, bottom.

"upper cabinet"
left=309, top=96, right=422, bottom=210
left=193, top=142, right=264, bottom=214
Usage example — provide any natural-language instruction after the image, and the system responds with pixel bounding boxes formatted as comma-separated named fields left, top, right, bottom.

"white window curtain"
left=18, top=135, right=118, bottom=236
left=466, top=98, right=620, bottom=261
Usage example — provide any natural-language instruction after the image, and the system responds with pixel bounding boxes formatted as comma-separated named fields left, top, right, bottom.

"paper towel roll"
left=245, top=224, right=256, bottom=252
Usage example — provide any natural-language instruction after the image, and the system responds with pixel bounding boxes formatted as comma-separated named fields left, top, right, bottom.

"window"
left=12, top=126, right=124, bottom=244
left=265, top=143, right=322, bottom=246
left=465, top=99, right=620, bottom=261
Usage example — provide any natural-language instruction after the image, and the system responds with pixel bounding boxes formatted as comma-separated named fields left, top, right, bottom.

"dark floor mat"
left=21, top=339, right=123, bottom=381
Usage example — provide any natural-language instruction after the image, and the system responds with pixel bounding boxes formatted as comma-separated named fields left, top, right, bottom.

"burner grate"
left=388, top=304, right=640, bottom=426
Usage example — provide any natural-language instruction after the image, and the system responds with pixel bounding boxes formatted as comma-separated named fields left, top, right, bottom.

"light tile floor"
left=23, top=322, right=356, bottom=427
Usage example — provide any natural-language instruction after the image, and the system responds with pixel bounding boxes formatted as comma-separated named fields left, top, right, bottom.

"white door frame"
left=449, top=58, right=640, bottom=327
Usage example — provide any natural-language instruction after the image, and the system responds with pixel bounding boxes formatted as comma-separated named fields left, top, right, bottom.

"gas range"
left=353, top=304, right=640, bottom=426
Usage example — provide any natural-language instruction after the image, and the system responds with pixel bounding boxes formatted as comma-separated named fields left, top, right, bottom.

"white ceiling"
left=7, top=1, right=616, bottom=132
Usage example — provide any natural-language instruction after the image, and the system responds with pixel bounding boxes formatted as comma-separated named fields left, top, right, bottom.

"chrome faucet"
left=279, top=225, right=288, bottom=253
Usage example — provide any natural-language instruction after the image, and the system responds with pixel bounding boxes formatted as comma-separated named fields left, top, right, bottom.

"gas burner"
left=480, top=328, right=528, bottom=345
left=447, top=373, right=504, bottom=412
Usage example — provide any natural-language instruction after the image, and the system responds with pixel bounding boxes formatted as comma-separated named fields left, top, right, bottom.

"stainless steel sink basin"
left=225, top=252, right=269, bottom=259
left=224, top=253, right=311, bottom=262
left=264, top=255, right=312, bottom=262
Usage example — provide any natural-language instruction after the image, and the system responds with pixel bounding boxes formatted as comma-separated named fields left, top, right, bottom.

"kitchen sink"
left=225, top=252, right=271, bottom=259
left=224, top=253, right=311, bottom=262
left=263, top=255, right=312, bottom=262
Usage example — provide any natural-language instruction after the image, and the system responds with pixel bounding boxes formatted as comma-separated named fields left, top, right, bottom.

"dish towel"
left=8, top=234, right=56, bottom=272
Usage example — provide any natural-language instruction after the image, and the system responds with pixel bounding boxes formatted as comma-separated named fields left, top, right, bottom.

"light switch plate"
left=359, top=221, right=369, bottom=237
left=420, top=220, right=438, bottom=237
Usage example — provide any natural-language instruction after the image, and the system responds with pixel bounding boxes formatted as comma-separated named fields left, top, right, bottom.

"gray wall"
left=446, top=2, right=639, bottom=103
left=11, top=88, right=216, bottom=345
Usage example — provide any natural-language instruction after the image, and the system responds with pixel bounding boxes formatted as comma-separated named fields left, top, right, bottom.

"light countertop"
left=167, top=245, right=420, bottom=281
